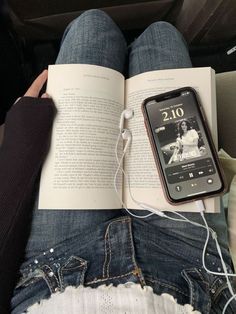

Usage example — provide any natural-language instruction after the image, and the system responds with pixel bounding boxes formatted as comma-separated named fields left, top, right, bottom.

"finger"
left=41, top=92, right=50, bottom=99
left=24, top=69, right=48, bottom=97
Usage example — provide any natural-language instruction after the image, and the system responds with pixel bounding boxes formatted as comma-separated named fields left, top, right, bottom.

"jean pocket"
left=12, top=254, right=88, bottom=314
left=182, top=266, right=236, bottom=314
left=59, top=256, right=88, bottom=290
left=210, top=277, right=236, bottom=314
left=182, top=268, right=211, bottom=314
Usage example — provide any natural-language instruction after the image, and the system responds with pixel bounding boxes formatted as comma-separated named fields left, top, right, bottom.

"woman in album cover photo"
left=156, top=117, right=206, bottom=165
left=174, top=118, right=202, bottom=161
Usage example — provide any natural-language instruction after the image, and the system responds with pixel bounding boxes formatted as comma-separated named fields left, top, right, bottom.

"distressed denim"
left=130, top=210, right=235, bottom=313
left=11, top=9, right=236, bottom=313
left=11, top=213, right=235, bottom=314
left=12, top=217, right=144, bottom=313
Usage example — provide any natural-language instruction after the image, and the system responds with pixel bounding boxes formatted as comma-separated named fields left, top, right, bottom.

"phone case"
left=142, top=87, right=227, bottom=205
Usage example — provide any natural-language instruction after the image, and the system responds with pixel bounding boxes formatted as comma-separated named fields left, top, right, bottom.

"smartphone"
left=142, top=87, right=226, bottom=204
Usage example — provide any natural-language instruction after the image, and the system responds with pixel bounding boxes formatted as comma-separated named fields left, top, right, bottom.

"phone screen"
left=143, top=87, right=225, bottom=203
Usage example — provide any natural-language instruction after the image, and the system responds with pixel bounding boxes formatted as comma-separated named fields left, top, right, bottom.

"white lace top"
left=27, top=283, right=201, bottom=314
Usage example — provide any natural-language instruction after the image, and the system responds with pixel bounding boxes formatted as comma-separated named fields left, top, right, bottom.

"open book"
left=38, top=65, right=220, bottom=212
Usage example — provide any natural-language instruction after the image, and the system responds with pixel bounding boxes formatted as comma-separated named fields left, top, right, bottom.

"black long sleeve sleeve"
left=0, top=97, right=55, bottom=313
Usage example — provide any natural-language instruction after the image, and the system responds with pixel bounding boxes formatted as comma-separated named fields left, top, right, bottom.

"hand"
left=1, top=70, right=50, bottom=145
left=24, top=69, right=49, bottom=98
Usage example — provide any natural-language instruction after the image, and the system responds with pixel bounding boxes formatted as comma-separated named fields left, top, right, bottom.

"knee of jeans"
left=140, top=21, right=185, bottom=45
left=151, top=21, right=179, bottom=33
left=70, top=9, right=114, bottom=31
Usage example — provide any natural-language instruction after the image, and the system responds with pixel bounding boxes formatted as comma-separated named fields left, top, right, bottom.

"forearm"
left=0, top=97, right=55, bottom=311
left=0, top=157, right=40, bottom=312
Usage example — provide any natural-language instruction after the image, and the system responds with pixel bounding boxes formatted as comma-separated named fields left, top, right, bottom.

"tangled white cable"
left=113, top=109, right=236, bottom=313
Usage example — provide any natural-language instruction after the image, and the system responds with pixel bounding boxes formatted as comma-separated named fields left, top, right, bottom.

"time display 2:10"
left=162, top=107, right=184, bottom=122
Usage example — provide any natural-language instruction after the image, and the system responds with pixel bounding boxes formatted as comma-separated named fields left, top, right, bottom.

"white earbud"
left=121, top=128, right=131, bottom=140
left=119, top=109, right=134, bottom=131
left=122, top=129, right=132, bottom=154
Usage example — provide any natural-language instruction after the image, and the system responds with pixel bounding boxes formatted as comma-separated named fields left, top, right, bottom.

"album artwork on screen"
left=156, top=116, right=206, bottom=165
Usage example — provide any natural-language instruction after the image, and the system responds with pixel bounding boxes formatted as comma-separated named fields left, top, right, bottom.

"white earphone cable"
left=114, top=132, right=154, bottom=219
left=115, top=131, right=196, bottom=220
left=200, top=210, right=236, bottom=313
left=115, top=110, right=236, bottom=312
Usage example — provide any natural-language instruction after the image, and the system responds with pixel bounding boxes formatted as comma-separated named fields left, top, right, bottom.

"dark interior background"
left=1, top=0, right=236, bottom=125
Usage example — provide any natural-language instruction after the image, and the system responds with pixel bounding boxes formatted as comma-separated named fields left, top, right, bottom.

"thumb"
left=24, top=70, right=48, bottom=97
left=41, top=93, right=50, bottom=99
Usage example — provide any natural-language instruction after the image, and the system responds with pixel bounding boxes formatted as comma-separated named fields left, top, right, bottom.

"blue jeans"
left=11, top=10, right=235, bottom=314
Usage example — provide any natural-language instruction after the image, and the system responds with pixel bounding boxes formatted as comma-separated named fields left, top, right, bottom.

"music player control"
left=165, top=158, right=216, bottom=184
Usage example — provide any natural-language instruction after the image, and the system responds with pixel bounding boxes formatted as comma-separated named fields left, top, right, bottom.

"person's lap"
left=25, top=8, right=229, bottom=253
left=11, top=9, right=234, bottom=313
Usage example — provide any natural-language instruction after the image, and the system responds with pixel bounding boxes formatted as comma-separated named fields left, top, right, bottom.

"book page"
left=39, top=64, right=124, bottom=209
left=124, top=67, right=220, bottom=212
